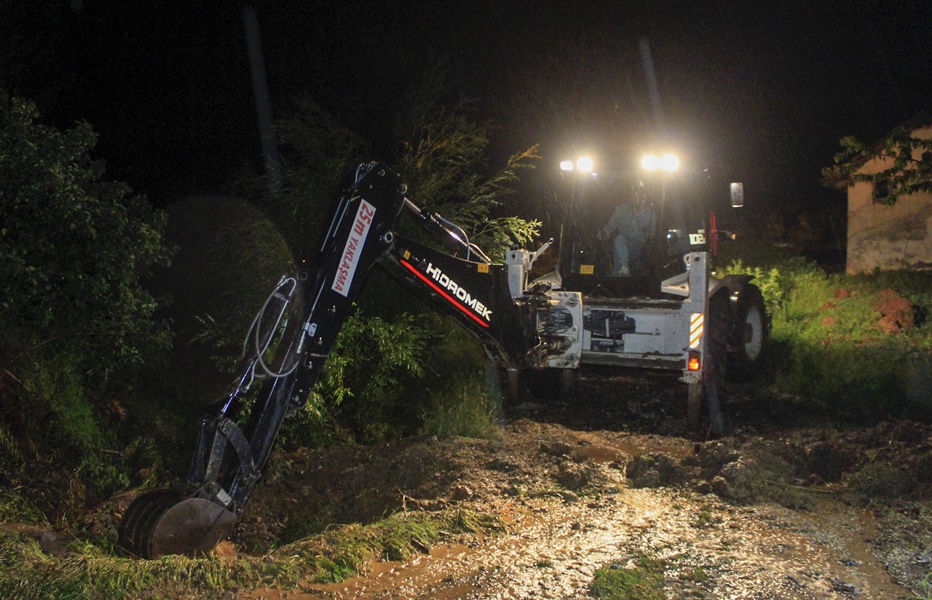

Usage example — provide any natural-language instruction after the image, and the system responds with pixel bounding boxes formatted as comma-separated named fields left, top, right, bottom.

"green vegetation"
left=233, top=68, right=538, bottom=447
left=417, top=314, right=504, bottom=439
left=692, top=504, right=722, bottom=529
left=281, top=311, right=429, bottom=446
left=913, top=570, right=932, bottom=600
left=590, top=556, right=667, bottom=600
left=0, top=81, right=528, bottom=597
left=0, top=93, right=172, bottom=510
left=822, top=126, right=932, bottom=205
left=721, top=255, right=932, bottom=421
left=0, top=94, right=171, bottom=372
left=0, top=508, right=500, bottom=599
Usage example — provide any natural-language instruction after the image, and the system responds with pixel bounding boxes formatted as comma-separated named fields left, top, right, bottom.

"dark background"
left=2, top=1, right=930, bottom=211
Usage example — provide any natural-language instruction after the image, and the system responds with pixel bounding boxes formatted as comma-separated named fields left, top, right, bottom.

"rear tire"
left=728, top=284, right=768, bottom=380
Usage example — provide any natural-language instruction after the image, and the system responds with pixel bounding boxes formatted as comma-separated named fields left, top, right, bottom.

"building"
left=826, top=114, right=932, bottom=274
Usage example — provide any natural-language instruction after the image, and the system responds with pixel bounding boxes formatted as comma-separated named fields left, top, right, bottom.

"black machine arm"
left=118, top=162, right=538, bottom=557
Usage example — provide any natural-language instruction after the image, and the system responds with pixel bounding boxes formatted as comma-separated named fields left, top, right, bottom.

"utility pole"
left=243, top=5, right=282, bottom=192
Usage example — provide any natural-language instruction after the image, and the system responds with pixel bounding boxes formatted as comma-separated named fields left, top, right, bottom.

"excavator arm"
left=118, top=162, right=562, bottom=557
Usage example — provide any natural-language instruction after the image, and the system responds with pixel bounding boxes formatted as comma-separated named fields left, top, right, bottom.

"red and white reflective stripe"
left=689, top=312, right=704, bottom=349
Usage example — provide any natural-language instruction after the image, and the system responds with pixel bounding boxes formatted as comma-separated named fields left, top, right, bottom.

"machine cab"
left=551, top=151, right=737, bottom=298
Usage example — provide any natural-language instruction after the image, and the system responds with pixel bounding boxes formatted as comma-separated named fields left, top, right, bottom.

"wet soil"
left=235, top=370, right=932, bottom=599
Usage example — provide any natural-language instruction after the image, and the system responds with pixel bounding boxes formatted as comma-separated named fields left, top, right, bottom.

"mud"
left=236, top=371, right=931, bottom=599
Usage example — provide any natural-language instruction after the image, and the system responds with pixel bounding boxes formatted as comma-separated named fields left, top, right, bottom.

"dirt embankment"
left=237, top=372, right=932, bottom=599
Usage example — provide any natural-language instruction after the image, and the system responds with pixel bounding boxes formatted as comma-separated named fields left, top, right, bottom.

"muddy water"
left=243, top=486, right=913, bottom=599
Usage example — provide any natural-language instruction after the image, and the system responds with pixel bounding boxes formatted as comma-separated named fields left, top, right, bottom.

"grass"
left=913, top=570, right=932, bottom=600
left=0, top=508, right=501, bottom=599
left=419, top=374, right=503, bottom=440
left=720, top=257, right=932, bottom=421
left=692, top=504, right=721, bottom=529
left=589, top=556, right=667, bottom=600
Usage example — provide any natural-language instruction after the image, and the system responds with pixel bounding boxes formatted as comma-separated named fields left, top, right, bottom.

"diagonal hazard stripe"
left=689, top=313, right=704, bottom=349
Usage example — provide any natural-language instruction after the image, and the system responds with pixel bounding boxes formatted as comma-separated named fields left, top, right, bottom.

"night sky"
left=2, top=1, right=930, bottom=210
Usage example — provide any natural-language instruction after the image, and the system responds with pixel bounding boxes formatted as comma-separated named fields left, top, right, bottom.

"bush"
left=144, top=196, right=294, bottom=411
left=590, top=556, right=666, bottom=600
left=0, top=93, right=171, bottom=372
left=722, top=255, right=932, bottom=420
left=417, top=314, right=503, bottom=440
left=0, top=94, right=171, bottom=505
left=278, top=311, right=427, bottom=447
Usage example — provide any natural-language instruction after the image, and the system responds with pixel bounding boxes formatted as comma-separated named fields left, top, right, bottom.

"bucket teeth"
left=118, top=489, right=237, bottom=558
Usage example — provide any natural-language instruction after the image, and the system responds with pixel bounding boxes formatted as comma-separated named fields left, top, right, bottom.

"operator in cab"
left=599, top=196, right=656, bottom=277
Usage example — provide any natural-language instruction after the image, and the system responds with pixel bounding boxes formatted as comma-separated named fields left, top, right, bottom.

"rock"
left=486, top=458, right=519, bottom=473
left=553, top=463, right=590, bottom=490
left=501, top=485, right=521, bottom=497
left=540, top=439, right=573, bottom=457
left=711, top=461, right=761, bottom=502
left=450, top=484, right=474, bottom=501
left=873, top=289, right=915, bottom=334
left=831, top=577, right=861, bottom=596
left=38, top=531, right=65, bottom=556
left=695, top=442, right=740, bottom=479
left=626, top=453, right=685, bottom=488
left=570, top=450, right=588, bottom=463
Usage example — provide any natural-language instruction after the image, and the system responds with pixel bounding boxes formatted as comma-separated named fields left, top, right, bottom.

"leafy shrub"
left=145, top=196, right=295, bottom=412
left=232, top=76, right=537, bottom=447
left=392, top=67, right=540, bottom=261
left=0, top=94, right=173, bottom=505
left=0, top=93, right=171, bottom=372
left=419, top=377, right=502, bottom=439
left=723, top=253, right=932, bottom=420
left=277, top=311, right=427, bottom=447
left=416, top=312, right=503, bottom=440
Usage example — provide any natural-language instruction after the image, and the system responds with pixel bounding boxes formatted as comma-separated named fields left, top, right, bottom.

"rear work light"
left=687, top=351, right=701, bottom=372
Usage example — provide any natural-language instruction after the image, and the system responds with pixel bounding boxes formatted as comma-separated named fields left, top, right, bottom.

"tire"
left=525, top=368, right=576, bottom=401
left=727, top=283, right=769, bottom=380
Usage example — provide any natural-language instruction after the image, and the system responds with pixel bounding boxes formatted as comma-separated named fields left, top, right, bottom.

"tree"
left=0, top=93, right=171, bottom=372
left=241, top=95, right=371, bottom=263
left=232, top=71, right=541, bottom=444
left=822, top=124, right=932, bottom=205
left=392, top=67, right=540, bottom=261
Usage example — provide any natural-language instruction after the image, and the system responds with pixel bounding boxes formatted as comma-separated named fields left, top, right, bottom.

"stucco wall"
left=846, top=125, right=932, bottom=274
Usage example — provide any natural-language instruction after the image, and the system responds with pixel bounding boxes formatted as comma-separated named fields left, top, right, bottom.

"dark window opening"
left=872, top=179, right=890, bottom=203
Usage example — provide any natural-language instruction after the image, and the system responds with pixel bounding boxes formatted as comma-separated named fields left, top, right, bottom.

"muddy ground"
left=234, top=370, right=932, bottom=599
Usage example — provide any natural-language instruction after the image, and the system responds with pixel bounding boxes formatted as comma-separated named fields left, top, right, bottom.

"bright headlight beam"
left=641, top=154, right=660, bottom=171
left=576, top=156, right=594, bottom=172
left=560, top=160, right=574, bottom=171
left=661, top=153, right=680, bottom=172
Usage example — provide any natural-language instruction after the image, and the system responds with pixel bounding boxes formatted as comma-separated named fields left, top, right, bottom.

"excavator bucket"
left=118, top=489, right=237, bottom=558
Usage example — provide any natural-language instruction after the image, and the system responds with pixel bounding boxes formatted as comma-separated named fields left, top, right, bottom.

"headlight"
left=641, top=154, right=660, bottom=171
left=642, top=153, right=679, bottom=172
left=660, top=153, right=680, bottom=171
